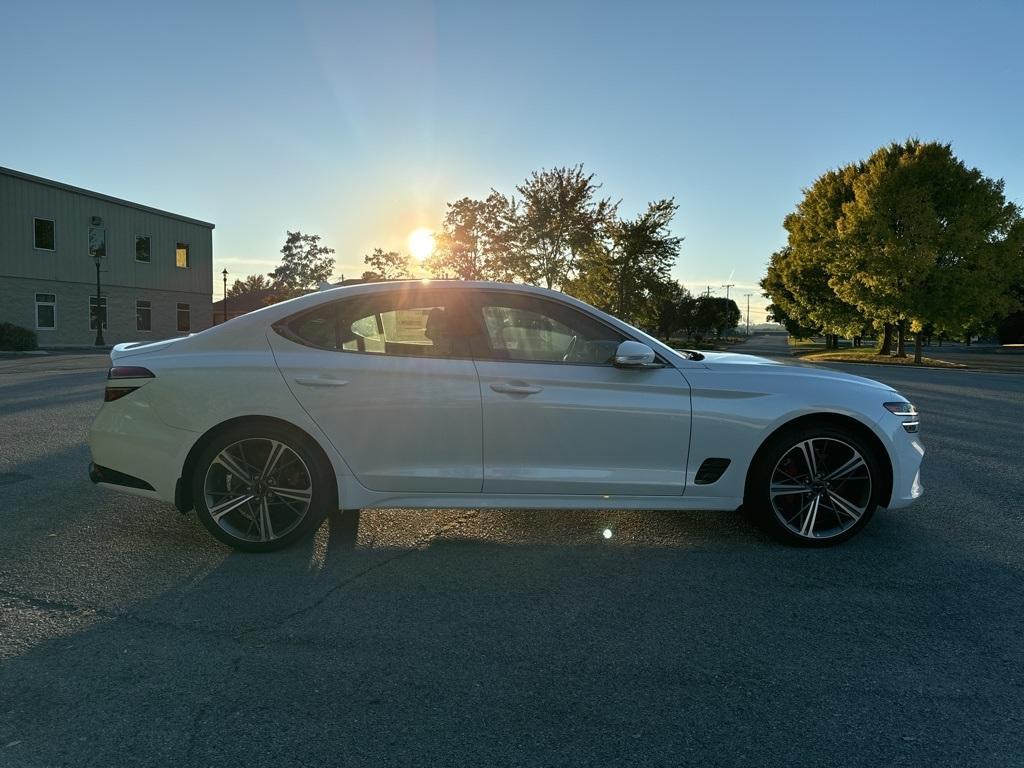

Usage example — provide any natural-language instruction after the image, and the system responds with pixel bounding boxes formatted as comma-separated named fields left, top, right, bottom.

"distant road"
left=725, top=334, right=794, bottom=359
left=729, top=334, right=1023, bottom=373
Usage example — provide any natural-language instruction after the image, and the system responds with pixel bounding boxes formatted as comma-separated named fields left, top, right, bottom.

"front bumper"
left=885, top=431, right=925, bottom=510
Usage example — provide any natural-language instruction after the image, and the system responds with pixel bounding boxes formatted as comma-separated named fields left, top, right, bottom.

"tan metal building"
left=0, top=166, right=214, bottom=347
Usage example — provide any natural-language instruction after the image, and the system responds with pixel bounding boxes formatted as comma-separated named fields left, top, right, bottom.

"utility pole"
left=721, top=283, right=735, bottom=300
left=744, top=293, right=752, bottom=336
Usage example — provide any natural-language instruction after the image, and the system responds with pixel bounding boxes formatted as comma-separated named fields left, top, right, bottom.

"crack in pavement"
left=184, top=652, right=244, bottom=763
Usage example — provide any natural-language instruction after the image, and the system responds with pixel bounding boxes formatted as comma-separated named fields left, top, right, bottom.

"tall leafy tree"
left=425, top=193, right=519, bottom=280
left=568, top=199, right=683, bottom=327
left=780, top=167, right=870, bottom=349
left=363, top=248, right=412, bottom=280
left=682, top=296, right=741, bottom=343
left=761, top=253, right=822, bottom=339
left=227, top=274, right=272, bottom=297
left=268, top=231, right=336, bottom=297
left=609, top=199, right=683, bottom=322
left=427, top=197, right=490, bottom=279
left=514, top=165, right=616, bottom=289
left=834, top=140, right=1021, bottom=362
left=648, top=279, right=690, bottom=341
left=762, top=140, right=1021, bottom=362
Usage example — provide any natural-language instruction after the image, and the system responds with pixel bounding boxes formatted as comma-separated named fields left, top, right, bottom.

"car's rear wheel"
left=192, top=424, right=333, bottom=552
left=746, top=425, right=882, bottom=546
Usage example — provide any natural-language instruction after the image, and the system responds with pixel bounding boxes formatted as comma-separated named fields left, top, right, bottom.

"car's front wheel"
left=746, top=425, right=882, bottom=545
left=192, top=423, right=334, bottom=552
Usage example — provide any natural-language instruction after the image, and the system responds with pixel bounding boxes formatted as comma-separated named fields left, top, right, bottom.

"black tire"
left=192, top=422, right=335, bottom=552
left=745, top=424, right=882, bottom=546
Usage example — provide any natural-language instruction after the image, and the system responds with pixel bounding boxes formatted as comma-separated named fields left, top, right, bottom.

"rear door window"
left=275, top=290, right=471, bottom=358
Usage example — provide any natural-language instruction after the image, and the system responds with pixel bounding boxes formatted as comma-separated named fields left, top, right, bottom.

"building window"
left=34, top=218, right=55, bottom=250
left=136, top=300, right=152, bottom=331
left=88, top=226, right=106, bottom=259
left=35, top=293, right=56, bottom=330
left=177, top=303, right=191, bottom=333
left=135, top=235, right=151, bottom=263
left=175, top=242, right=190, bottom=268
left=89, top=297, right=108, bottom=331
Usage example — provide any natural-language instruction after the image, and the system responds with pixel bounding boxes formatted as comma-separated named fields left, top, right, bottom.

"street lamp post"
left=93, top=255, right=105, bottom=346
left=744, top=293, right=752, bottom=336
left=222, top=269, right=229, bottom=323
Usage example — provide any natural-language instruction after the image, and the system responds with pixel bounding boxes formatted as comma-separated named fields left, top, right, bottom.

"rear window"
left=275, top=293, right=467, bottom=358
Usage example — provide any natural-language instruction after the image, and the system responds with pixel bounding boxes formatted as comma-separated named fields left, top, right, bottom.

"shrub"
left=0, top=322, right=38, bottom=351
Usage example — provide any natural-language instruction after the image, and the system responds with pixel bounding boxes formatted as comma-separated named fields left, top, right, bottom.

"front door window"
left=473, top=293, right=625, bottom=365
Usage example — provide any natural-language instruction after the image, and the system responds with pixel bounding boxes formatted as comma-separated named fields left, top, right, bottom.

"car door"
left=268, top=287, right=483, bottom=493
left=467, top=291, right=691, bottom=496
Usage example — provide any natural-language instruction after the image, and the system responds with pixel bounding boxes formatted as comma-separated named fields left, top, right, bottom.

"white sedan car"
left=89, top=281, right=924, bottom=551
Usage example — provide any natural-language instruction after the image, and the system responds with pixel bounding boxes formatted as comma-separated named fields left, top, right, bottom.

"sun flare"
left=408, top=228, right=436, bottom=261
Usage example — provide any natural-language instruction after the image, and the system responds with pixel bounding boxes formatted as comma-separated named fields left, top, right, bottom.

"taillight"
left=105, top=366, right=155, bottom=402
left=108, top=366, right=155, bottom=380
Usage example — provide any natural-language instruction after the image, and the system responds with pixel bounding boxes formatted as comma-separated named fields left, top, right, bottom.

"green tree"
left=684, top=296, right=741, bottom=343
left=762, top=140, right=1021, bottom=362
left=363, top=248, right=412, bottom=280
left=834, top=140, right=1021, bottom=362
left=425, top=193, right=519, bottom=280
left=268, top=231, right=336, bottom=298
left=227, top=274, right=272, bottom=297
left=761, top=255, right=821, bottom=339
left=514, top=165, right=616, bottom=289
left=779, top=167, right=870, bottom=349
left=567, top=199, right=682, bottom=327
left=649, top=279, right=690, bottom=341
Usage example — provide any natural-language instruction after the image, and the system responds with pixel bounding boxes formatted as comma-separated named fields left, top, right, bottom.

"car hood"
left=696, top=351, right=895, bottom=392
left=696, top=351, right=780, bottom=366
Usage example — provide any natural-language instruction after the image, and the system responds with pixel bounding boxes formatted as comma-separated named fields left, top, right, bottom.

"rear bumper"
left=88, top=462, right=156, bottom=491
left=88, top=391, right=200, bottom=505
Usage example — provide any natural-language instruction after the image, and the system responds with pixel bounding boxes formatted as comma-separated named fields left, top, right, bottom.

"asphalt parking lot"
left=1, top=345, right=1022, bottom=767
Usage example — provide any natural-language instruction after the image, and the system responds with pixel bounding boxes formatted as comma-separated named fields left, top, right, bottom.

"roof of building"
left=0, top=165, right=215, bottom=229
left=213, top=289, right=280, bottom=314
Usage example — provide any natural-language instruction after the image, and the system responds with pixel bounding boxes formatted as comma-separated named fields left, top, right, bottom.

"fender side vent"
left=695, top=458, right=731, bottom=485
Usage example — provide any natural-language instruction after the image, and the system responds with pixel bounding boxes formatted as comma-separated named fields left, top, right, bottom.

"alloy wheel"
left=769, top=437, right=873, bottom=540
left=203, top=438, right=313, bottom=543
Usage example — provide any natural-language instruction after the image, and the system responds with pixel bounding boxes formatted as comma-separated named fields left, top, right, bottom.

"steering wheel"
left=562, top=334, right=578, bottom=363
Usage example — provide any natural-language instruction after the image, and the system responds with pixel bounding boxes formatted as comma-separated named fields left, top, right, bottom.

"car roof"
left=319, top=279, right=560, bottom=297
left=183, top=280, right=576, bottom=350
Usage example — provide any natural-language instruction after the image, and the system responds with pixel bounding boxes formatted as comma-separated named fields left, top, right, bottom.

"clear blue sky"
left=3, top=0, right=1022, bottom=322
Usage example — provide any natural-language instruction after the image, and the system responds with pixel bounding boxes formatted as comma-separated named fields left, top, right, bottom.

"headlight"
left=884, top=401, right=919, bottom=433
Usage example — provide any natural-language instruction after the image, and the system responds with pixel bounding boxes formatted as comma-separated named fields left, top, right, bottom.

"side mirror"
left=613, top=340, right=659, bottom=368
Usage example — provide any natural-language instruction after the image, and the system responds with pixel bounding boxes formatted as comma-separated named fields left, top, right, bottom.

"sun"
left=408, top=228, right=436, bottom=261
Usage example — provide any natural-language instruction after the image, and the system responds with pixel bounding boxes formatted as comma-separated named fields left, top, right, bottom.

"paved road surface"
left=0, top=350, right=1021, bottom=767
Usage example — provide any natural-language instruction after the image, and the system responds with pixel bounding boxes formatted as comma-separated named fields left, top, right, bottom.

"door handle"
left=294, top=377, right=349, bottom=387
left=490, top=383, right=543, bottom=395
